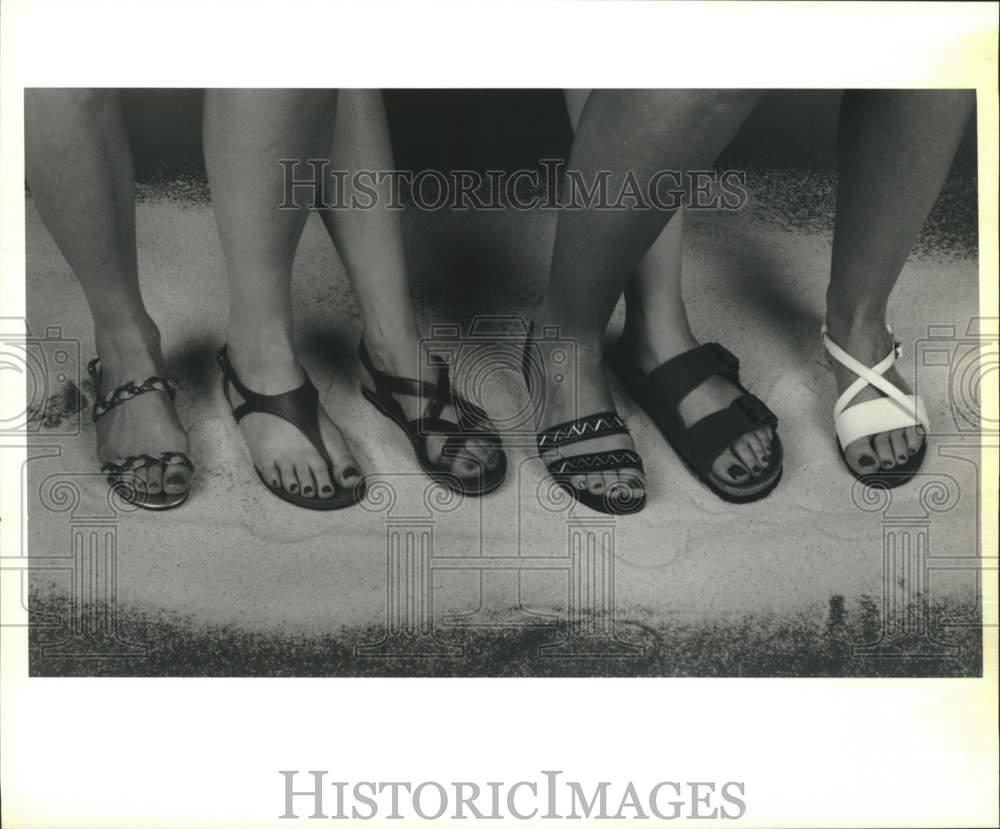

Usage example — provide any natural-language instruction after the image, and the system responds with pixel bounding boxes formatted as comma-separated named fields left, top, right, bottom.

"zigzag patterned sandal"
left=522, top=328, right=646, bottom=515
left=358, top=341, right=507, bottom=496
left=218, top=346, right=366, bottom=510
left=610, top=339, right=782, bottom=504
left=822, top=324, right=929, bottom=488
left=87, top=358, right=194, bottom=511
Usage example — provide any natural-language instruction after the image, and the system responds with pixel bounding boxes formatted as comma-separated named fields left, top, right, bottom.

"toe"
left=265, top=462, right=282, bottom=490
left=757, top=428, right=774, bottom=451
left=711, top=448, right=749, bottom=484
left=889, top=429, right=909, bottom=466
left=745, top=432, right=769, bottom=468
left=732, top=441, right=761, bottom=478
left=872, top=433, right=895, bottom=468
left=319, top=423, right=363, bottom=488
left=903, top=425, right=923, bottom=455
left=295, top=460, right=317, bottom=498
left=129, top=466, right=149, bottom=498
left=586, top=473, right=605, bottom=497
left=278, top=462, right=299, bottom=494
left=572, top=475, right=588, bottom=491
left=310, top=460, right=335, bottom=498
left=844, top=438, right=878, bottom=475
left=145, top=463, right=163, bottom=495
left=163, top=462, right=190, bottom=495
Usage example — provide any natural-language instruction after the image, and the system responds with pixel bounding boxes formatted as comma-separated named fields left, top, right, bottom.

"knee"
left=26, top=87, right=119, bottom=120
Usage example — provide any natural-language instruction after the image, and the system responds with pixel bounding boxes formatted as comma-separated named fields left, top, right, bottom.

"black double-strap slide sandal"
left=88, top=358, right=194, bottom=511
left=358, top=341, right=507, bottom=496
left=217, top=346, right=366, bottom=510
left=610, top=339, right=783, bottom=504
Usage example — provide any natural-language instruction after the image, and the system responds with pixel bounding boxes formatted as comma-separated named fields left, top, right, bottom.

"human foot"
left=221, top=333, right=363, bottom=503
left=619, top=309, right=777, bottom=487
left=822, top=314, right=926, bottom=477
left=359, top=331, right=504, bottom=485
left=91, top=324, right=192, bottom=505
left=524, top=320, right=645, bottom=511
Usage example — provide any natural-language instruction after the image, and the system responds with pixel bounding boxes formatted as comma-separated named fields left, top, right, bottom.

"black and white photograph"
left=2, top=2, right=997, bottom=828
left=20, top=85, right=985, bottom=677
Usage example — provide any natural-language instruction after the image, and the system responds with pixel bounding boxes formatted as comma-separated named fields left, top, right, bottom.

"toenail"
left=728, top=464, right=746, bottom=479
left=321, top=485, right=333, bottom=494
left=882, top=460, right=892, bottom=468
left=897, top=455, right=907, bottom=462
left=303, top=486, right=313, bottom=495
left=273, top=479, right=280, bottom=487
left=916, top=425, right=926, bottom=436
left=343, top=467, right=360, bottom=480
left=165, top=474, right=186, bottom=487
left=289, top=483, right=298, bottom=492
left=859, top=455, right=875, bottom=467
left=752, top=465, right=760, bottom=474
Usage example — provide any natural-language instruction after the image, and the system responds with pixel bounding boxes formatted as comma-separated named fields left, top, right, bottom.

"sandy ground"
left=23, top=178, right=986, bottom=675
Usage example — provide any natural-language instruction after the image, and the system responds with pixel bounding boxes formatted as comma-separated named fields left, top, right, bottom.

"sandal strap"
left=821, top=325, right=931, bottom=446
left=359, top=339, right=498, bottom=438
left=641, top=342, right=740, bottom=406
left=359, top=340, right=449, bottom=413
left=681, top=394, right=777, bottom=472
left=612, top=339, right=779, bottom=477
left=101, top=451, right=194, bottom=476
left=821, top=325, right=911, bottom=415
left=87, top=358, right=177, bottom=422
left=537, top=411, right=629, bottom=451
left=216, top=346, right=333, bottom=470
left=547, top=448, right=644, bottom=476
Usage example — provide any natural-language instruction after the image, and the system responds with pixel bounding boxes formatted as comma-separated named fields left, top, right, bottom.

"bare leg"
left=317, top=90, right=499, bottom=479
left=204, top=89, right=362, bottom=498
left=565, top=90, right=774, bottom=488
left=538, top=90, right=762, bottom=500
left=825, top=90, right=974, bottom=474
left=25, top=88, right=190, bottom=498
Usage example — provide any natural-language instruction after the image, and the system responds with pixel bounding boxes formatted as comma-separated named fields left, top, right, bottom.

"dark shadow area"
left=29, top=589, right=982, bottom=677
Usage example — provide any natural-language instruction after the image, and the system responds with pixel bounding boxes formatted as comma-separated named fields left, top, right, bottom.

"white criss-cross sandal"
left=821, top=324, right=930, bottom=488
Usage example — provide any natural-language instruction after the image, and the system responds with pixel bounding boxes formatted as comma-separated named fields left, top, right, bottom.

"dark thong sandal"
left=87, top=358, right=194, bottom=511
left=522, top=328, right=646, bottom=516
left=609, top=339, right=783, bottom=504
left=217, top=346, right=365, bottom=510
left=358, top=341, right=507, bottom=496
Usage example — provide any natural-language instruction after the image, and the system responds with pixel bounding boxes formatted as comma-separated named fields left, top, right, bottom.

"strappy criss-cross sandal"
left=610, top=339, right=783, bottom=504
left=87, top=358, right=194, bottom=510
left=522, top=328, right=646, bottom=515
left=358, top=341, right=507, bottom=496
left=822, top=324, right=929, bottom=488
left=217, top=346, right=366, bottom=510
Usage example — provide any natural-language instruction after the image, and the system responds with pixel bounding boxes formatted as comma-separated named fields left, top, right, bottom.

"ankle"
left=94, top=317, right=164, bottom=372
left=620, top=306, right=697, bottom=374
left=824, top=298, right=888, bottom=334
left=361, top=319, right=422, bottom=372
left=531, top=303, right=604, bottom=353
left=824, top=309, right=891, bottom=348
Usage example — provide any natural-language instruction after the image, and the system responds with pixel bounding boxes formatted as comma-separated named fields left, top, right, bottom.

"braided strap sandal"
left=610, top=340, right=783, bottom=504
left=536, top=411, right=647, bottom=515
left=358, top=341, right=507, bottom=496
left=822, top=324, right=929, bottom=489
left=87, top=358, right=194, bottom=511
left=217, top=347, right=366, bottom=510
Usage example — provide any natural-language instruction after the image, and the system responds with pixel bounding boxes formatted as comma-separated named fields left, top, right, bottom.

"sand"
left=22, top=183, right=986, bottom=675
